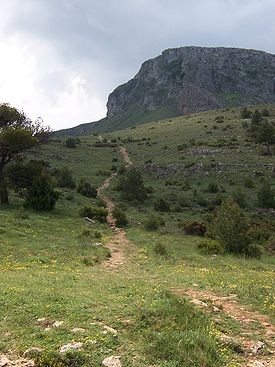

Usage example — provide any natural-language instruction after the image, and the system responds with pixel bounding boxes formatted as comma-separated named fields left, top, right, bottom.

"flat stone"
left=59, top=342, right=82, bottom=354
left=53, top=321, right=64, bottom=328
left=102, top=356, right=121, bottom=367
left=191, top=299, right=209, bottom=308
left=103, top=326, right=117, bottom=335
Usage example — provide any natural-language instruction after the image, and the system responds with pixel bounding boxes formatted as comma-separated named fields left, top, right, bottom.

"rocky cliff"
left=107, top=46, right=275, bottom=118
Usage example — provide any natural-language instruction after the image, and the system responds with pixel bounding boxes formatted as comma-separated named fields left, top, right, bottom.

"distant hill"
left=55, top=46, right=275, bottom=137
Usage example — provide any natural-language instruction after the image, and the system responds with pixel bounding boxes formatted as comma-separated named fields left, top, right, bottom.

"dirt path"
left=173, top=288, right=275, bottom=367
left=97, top=146, right=133, bottom=269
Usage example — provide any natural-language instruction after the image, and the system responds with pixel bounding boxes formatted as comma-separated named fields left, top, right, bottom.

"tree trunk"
left=0, top=167, right=9, bottom=204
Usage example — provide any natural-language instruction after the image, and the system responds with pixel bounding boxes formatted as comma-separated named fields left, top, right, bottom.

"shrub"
left=257, top=180, right=275, bottom=208
left=56, top=167, right=76, bottom=189
left=207, top=198, right=250, bottom=254
left=231, top=188, right=246, bottom=208
left=118, top=168, right=147, bottom=202
left=79, top=205, right=108, bottom=222
left=206, top=182, right=219, bottom=193
left=24, top=174, right=59, bottom=211
left=181, top=220, right=206, bottom=236
left=240, top=107, right=252, bottom=119
left=154, top=198, right=170, bottom=212
left=112, top=207, right=128, bottom=227
left=144, top=215, right=164, bottom=232
left=77, top=179, right=97, bottom=198
left=244, top=177, right=254, bottom=188
left=65, top=137, right=78, bottom=148
left=94, top=230, right=102, bottom=239
left=153, top=243, right=168, bottom=257
left=197, top=239, right=224, bottom=255
left=243, top=244, right=264, bottom=259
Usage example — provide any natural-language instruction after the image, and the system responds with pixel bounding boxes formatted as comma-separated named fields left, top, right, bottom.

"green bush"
left=77, top=179, right=97, bottom=198
left=244, top=177, right=254, bottom=188
left=55, top=167, right=76, bottom=189
left=112, top=207, right=128, bottom=227
left=257, top=180, right=275, bottom=208
left=154, top=198, right=170, bottom=212
left=231, top=188, right=246, bottom=208
left=197, top=239, right=224, bottom=255
left=118, top=168, right=147, bottom=202
left=207, top=198, right=250, bottom=254
left=181, top=220, right=206, bottom=236
left=243, top=244, right=264, bottom=259
left=153, top=243, right=168, bottom=257
left=206, top=182, right=219, bottom=193
left=144, top=215, right=164, bottom=232
left=79, top=205, right=108, bottom=222
left=65, top=137, right=78, bottom=148
left=24, top=174, right=59, bottom=211
left=94, top=230, right=102, bottom=239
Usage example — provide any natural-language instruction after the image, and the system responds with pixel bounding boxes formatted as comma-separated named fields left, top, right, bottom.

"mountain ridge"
left=55, top=46, right=275, bottom=137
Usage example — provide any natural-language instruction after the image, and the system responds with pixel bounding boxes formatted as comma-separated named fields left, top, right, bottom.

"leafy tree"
left=254, top=120, right=275, bottom=155
left=0, top=103, right=51, bottom=204
left=154, top=198, right=170, bottom=212
left=7, top=160, right=49, bottom=190
left=24, top=174, right=59, bottom=211
left=207, top=198, right=250, bottom=254
left=257, top=180, right=275, bottom=208
left=118, top=168, right=147, bottom=202
left=231, top=187, right=247, bottom=208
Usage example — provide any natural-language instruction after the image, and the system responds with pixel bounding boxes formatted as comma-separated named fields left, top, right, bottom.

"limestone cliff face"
left=107, top=46, right=275, bottom=118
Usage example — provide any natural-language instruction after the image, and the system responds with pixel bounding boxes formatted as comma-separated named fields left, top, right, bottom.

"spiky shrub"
left=207, top=198, right=250, bottom=254
left=24, top=174, right=59, bottom=211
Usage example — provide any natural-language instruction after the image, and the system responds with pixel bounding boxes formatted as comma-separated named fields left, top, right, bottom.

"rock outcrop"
left=107, top=46, right=275, bottom=118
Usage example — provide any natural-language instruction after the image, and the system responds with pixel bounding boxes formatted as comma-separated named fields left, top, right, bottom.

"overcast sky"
left=1, top=0, right=275, bottom=130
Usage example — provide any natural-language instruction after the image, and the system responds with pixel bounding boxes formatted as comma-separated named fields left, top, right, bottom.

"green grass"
left=0, top=105, right=274, bottom=366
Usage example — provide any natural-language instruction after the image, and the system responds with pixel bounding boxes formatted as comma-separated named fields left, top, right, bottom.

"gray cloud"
left=0, top=0, right=274, bottom=129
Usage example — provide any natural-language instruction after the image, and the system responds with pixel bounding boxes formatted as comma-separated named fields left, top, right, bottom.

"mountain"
left=55, top=46, right=275, bottom=137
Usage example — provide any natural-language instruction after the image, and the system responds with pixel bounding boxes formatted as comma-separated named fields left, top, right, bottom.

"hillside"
left=55, top=46, right=275, bottom=137
left=1, top=105, right=274, bottom=366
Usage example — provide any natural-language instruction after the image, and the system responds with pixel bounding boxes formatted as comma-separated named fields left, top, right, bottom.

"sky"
left=0, top=0, right=275, bottom=131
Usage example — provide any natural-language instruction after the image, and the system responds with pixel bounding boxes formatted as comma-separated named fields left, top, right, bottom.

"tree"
left=240, top=107, right=252, bottom=119
left=118, top=168, right=147, bottom=202
left=0, top=103, right=51, bottom=204
left=207, top=198, right=250, bottom=254
left=257, top=180, right=275, bottom=208
left=24, top=174, right=59, bottom=211
left=254, top=120, right=275, bottom=156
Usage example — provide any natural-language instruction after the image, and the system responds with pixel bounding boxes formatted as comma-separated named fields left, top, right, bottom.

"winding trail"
left=97, top=146, right=133, bottom=269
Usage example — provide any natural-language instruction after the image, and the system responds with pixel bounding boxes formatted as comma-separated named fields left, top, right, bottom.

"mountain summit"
left=107, top=46, right=275, bottom=118
left=56, top=46, right=275, bottom=136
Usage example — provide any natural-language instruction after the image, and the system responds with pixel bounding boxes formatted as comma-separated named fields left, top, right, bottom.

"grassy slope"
left=0, top=105, right=274, bottom=366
